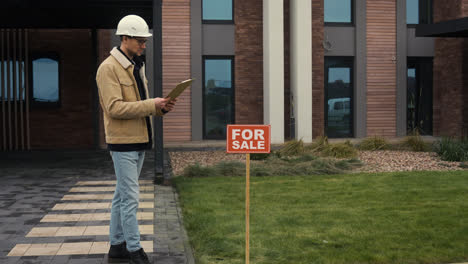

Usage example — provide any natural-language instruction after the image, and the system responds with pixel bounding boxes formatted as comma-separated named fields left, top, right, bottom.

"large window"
left=30, top=53, right=60, bottom=107
left=407, top=0, right=433, bottom=25
left=407, top=57, right=433, bottom=135
left=325, top=57, right=353, bottom=138
left=325, top=0, right=353, bottom=24
left=202, top=0, right=233, bottom=23
left=203, top=57, right=234, bottom=139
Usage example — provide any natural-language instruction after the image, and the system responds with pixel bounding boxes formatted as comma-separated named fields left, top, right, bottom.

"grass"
left=172, top=170, right=468, bottom=264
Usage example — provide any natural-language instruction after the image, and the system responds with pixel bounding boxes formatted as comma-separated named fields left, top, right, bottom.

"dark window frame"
left=407, top=0, right=433, bottom=27
left=28, top=51, right=61, bottom=109
left=324, top=56, right=354, bottom=138
left=324, top=0, right=355, bottom=26
left=202, top=55, right=235, bottom=140
left=202, top=0, right=235, bottom=24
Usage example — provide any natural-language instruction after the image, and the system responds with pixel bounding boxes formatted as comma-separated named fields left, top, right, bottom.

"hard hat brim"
left=116, top=32, right=153, bottom=38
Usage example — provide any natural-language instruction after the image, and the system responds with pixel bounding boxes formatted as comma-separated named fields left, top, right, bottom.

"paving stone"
left=0, top=150, right=195, bottom=264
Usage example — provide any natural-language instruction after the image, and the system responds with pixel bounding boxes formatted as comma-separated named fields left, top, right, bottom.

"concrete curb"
left=173, top=189, right=196, bottom=264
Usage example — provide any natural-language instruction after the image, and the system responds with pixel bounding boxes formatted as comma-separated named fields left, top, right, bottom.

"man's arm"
left=96, top=64, right=164, bottom=119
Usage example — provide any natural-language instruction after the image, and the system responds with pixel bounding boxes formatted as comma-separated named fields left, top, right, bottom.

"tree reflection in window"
left=325, top=57, right=353, bottom=138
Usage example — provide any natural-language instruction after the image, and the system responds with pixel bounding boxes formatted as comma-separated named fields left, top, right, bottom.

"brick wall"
left=312, top=0, right=325, bottom=139
left=28, top=29, right=94, bottom=149
left=234, top=0, right=264, bottom=125
left=433, top=0, right=468, bottom=137
left=235, top=0, right=324, bottom=139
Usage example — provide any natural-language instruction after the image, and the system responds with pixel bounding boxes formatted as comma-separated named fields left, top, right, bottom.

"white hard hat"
left=116, top=15, right=152, bottom=37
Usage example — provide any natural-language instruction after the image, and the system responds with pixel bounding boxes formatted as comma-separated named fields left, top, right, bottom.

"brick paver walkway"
left=0, top=150, right=195, bottom=264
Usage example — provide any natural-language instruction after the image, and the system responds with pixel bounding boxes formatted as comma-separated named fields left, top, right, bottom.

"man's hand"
left=154, top=97, right=169, bottom=109
left=163, top=98, right=178, bottom=112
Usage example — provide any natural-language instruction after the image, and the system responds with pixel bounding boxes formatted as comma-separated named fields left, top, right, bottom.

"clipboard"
left=165, top=78, right=194, bottom=100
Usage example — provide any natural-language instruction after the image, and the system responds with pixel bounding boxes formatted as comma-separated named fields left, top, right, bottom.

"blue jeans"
left=109, top=150, right=145, bottom=252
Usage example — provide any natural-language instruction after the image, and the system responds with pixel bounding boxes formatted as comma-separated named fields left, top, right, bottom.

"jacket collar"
left=110, top=46, right=134, bottom=70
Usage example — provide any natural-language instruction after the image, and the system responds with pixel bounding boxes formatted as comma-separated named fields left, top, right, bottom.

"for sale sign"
left=226, top=125, right=271, bottom=153
left=226, top=124, right=270, bottom=264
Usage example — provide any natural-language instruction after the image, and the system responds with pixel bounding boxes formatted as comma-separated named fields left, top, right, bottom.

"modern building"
left=1, top=0, right=467, bottom=151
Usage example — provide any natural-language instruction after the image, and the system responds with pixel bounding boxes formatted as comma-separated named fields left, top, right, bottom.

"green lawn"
left=172, top=170, right=468, bottom=264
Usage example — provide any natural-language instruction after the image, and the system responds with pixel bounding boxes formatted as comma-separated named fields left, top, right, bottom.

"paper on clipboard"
left=165, top=79, right=194, bottom=100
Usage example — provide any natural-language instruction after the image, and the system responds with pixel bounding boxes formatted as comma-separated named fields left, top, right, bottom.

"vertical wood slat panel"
left=6, top=29, right=12, bottom=150
left=12, top=29, right=18, bottom=150
left=366, top=0, right=397, bottom=137
left=19, top=29, right=24, bottom=150
left=162, top=0, right=191, bottom=142
left=25, top=29, right=30, bottom=150
left=0, top=28, right=30, bottom=151
left=1, top=29, right=5, bottom=150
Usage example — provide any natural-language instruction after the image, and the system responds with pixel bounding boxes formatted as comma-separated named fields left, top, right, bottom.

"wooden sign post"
left=227, top=125, right=271, bottom=264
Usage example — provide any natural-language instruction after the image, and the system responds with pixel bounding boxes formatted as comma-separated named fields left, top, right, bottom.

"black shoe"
left=129, top=247, right=150, bottom=264
left=108, top=241, right=130, bottom=262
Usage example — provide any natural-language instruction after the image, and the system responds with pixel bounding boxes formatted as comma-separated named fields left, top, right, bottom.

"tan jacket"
left=96, top=47, right=164, bottom=145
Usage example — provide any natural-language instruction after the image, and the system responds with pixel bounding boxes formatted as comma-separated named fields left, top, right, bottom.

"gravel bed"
left=357, top=150, right=464, bottom=173
left=169, top=150, right=465, bottom=177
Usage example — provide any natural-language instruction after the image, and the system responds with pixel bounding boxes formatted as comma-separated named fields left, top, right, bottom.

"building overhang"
left=0, top=0, right=154, bottom=29
left=416, top=17, right=468, bottom=38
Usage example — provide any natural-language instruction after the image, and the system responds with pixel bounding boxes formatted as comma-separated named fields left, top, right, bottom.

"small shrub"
left=433, top=137, right=468, bottom=162
left=276, top=139, right=305, bottom=157
left=400, top=129, right=429, bottom=152
left=358, top=136, right=390, bottom=151
left=321, top=140, right=358, bottom=158
left=305, top=136, right=329, bottom=153
left=401, top=136, right=428, bottom=152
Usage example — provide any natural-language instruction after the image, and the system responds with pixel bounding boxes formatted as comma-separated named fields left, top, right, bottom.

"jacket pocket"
left=119, top=78, right=138, bottom=101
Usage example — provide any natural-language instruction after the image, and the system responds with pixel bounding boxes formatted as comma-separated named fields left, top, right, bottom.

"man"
left=95, top=14, right=176, bottom=264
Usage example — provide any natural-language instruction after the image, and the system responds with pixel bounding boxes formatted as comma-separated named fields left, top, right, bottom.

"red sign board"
left=226, top=125, right=271, bottom=153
